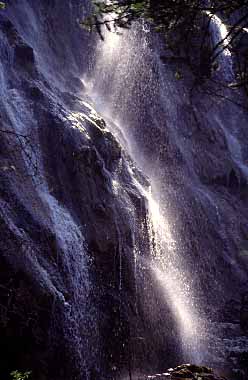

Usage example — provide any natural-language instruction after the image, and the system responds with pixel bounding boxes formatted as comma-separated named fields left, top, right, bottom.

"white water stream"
left=207, top=11, right=234, bottom=82
left=84, top=26, right=207, bottom=364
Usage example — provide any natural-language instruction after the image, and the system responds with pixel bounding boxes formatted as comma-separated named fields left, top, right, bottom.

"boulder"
left=145, top=364, right=227, bottom=380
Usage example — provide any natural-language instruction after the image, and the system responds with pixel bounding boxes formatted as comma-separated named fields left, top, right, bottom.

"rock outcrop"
left=145, top=364, right=227, bottom=380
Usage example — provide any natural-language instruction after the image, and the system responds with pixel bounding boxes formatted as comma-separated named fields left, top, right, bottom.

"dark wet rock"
left=0, top=15, right=19, bottom=45
left=14, top=43, right=35, bottom=66
left=66, top=76, right=86, bottom=92
left=240, top=293, right=248, bottom=333
left=0, top=3, right=181, bottom=379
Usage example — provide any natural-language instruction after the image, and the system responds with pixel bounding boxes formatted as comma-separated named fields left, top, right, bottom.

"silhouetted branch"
left=0, top=128, right=38, bottom=178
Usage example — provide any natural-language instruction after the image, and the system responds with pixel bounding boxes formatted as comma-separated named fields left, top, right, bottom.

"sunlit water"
left=84, top=24, right=208, bottom=364
left=83, top=7, right=244, bottom=368
left=206, top=11, right=234, bottom=82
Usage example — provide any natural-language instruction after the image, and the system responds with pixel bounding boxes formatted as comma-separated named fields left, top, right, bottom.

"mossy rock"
left=153, top=364, right=226, bottom=380
left=175, top=364, right=213, bottom=374
left=171, top=368, right=194, bottom=378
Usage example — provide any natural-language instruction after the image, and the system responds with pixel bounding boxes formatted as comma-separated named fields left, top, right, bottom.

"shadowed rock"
left=145, top=364, right=227, bottom=380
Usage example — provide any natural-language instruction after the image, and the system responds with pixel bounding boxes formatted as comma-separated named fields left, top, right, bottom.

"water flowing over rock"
left=0, top=1, right=247, bottom=380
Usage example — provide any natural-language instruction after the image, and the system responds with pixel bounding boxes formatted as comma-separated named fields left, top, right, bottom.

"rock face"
left=0, top=1, right=179, bottom=379
left=0, top=1, right=248, bottom=380
left=0, top=1, right=141, bottom=379
left=145, top=364, right=227, bottom=380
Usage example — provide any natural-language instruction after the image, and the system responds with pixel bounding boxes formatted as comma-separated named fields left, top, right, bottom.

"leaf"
left=130, top=2, right=146, bottom=12
left=0, top=2, right=6, bottom=9
left=175, top=71, right=183, bottom=80
left=10, top=370, right=32, bottom=380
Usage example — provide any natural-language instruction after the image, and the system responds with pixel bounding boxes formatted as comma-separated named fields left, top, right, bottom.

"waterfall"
left=207, top=12, right=248, bottom=184
left=133, top=175, right=207, bottom=364
left=84, top=24, right=208, bottom=364
left=206, top=12, right=234, bottom=82
left=2, top=1, right=248, bottom=378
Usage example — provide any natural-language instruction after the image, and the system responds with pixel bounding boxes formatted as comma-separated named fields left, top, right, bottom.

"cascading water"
left=207, top=12, right=234, bottom=82
left=85, top=23, right=208, bottom=364
left=83, top=5, right=248, bottom=373
left=207, top=12, right=248, bottom=186
left=1, top=1, right=248, bottom=379
left=134, top=176, right=207, bottom=364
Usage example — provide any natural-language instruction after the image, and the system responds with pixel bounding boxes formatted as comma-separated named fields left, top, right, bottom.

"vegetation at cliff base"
left=10, top=371, right=31, bottom=380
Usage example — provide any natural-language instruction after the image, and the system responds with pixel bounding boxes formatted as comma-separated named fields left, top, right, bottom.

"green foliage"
left=130, top=2, right=146, bottom=12
left=0, top=2, right=6, bottom=9
left=82, top=0, right=248, bottom=92
left=83, top=0, right=248, bottom=38
left=81, top=0, right=148, bottom=37
left=175, top=71, right=183, bottom=80
left=10, top=371, right=32, bottom=380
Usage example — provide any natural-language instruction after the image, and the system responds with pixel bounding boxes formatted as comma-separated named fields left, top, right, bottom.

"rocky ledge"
left=146, top=364, right=227, bottom=380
